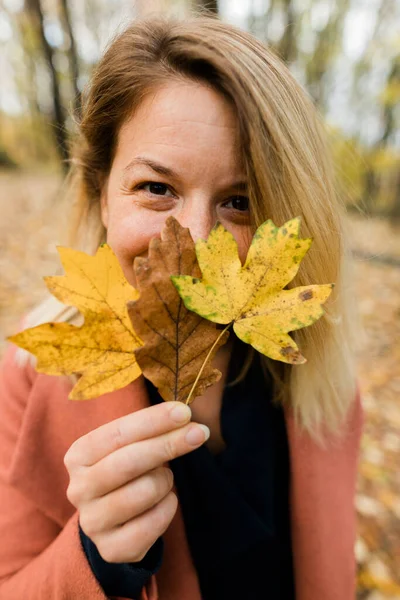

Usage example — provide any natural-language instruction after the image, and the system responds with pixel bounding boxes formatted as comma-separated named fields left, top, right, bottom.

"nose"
left=175, top=198, right=216, bottom=243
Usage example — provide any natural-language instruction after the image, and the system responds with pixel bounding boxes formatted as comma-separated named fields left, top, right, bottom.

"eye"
left=224, top=196, right=249, bottom=212
left=138, top=182, right=174, bottom=197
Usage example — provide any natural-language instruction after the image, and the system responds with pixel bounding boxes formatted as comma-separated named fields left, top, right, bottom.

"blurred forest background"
left=0, top=0, right=399, bottom=598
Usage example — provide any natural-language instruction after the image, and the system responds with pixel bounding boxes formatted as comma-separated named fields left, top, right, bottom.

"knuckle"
left=154, top=491, right=178, bottom=530
left=143, top=474, right=159, bottom=503
left=63, top=452, right=71, bottom=470
left=64, top=443, right=79, bottom=470
left=162, top=437, right=177, bottom=462
left=98, top=543, right=120, bottom=564
left=130, top=546, right=147, bottom=562
left=109, top=422, right=125, bottom=451
left=98, top=533, right=145, bottom=564
left=136, top=473, right=161, bottom=507
left=66, top=472, right=91, bottom=506
left=132, top=550, right=147, bottom=562
left=117, top=447, right=137, bottom=479
left=92, top=504, right=112, bottom=533
left=79, top=510, right=98, bottom=537
left=151, top=471, right=168, bottom=500
left=162, top=467, right=174, bottom=490
left=166, top=490, right=178, bottom=511
left=166, top=490, right=178, bottom=519
left=66, top=482, right=81, bottom=507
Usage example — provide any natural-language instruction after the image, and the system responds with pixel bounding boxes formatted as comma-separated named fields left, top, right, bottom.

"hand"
left=64, top=398, right=209, bottom=563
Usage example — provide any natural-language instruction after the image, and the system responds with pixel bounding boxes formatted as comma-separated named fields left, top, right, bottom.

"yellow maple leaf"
left=171, top=217, right=334, bottom=364
left=8, top=244, right=143, bottom=400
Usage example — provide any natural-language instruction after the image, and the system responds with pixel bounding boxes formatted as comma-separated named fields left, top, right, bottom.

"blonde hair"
left=18, top=14, right=363, bottom=447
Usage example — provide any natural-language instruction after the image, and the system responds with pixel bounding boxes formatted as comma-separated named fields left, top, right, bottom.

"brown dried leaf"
left=127, top=216, right=229, bottom=404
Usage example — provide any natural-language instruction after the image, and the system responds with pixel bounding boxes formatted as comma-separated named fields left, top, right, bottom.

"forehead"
left=116, top=81, right=242, bottom=164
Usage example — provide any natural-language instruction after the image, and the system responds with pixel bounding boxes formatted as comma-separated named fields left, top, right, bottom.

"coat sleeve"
left=79, top=525, right=163, bottom=598
left=0, top=344, right=157, bottom=600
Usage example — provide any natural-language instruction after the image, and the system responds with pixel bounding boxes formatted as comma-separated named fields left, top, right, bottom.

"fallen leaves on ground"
left=353, top=250, right=400, bottom=599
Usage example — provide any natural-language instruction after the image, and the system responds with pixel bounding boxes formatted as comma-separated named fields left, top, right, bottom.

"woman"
left=0, top=14, right=364, bottom=600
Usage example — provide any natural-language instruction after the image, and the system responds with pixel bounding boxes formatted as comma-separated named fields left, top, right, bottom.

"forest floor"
left=0, top=172, right=399, bottom=599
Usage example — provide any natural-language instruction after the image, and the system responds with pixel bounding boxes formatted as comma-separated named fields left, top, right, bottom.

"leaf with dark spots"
left=172, top=216, right=334, bottom=365
left=299, top=289, right=314, bottom=301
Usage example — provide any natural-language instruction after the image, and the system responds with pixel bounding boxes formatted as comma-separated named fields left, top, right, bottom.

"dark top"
left=79, top=341, right=295, bottom=599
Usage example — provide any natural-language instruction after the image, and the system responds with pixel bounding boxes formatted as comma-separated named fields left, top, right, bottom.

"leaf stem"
left=185, top=323, right=231, bottom=405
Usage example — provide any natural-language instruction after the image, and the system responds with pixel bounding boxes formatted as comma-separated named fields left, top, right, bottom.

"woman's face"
left=100, top=80, right=252, bottom=287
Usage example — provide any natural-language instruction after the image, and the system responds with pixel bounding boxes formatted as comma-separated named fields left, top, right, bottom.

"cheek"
left=104, top=210, right=166, bottom=287
left=234, top=227, right=252, bottom=264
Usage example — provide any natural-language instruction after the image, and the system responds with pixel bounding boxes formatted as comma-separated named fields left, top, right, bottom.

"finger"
left=80, top=467, right=174, bottom=535
left=94, top=491, right=178, bottom=564
left=65, top=398, right=192, bottom=468
left=85, top=421, right=209, bottom=498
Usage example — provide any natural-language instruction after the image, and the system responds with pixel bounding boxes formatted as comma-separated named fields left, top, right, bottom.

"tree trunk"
left=25, top=0, right=69, bottom=171
left=59, top=0, right=81, bottom=119
left=305, top=0, right=350, bottom=110
left=381, top=56, right=400, bottom=145
left=362, top=54, right=400, bottom=214
left=390, top=169, right=400, bottom=221
left=383, top=56, right=400, bottom=219
left=193, top=0, right=219, bottom=14
left=278, top=0, right=297, bottom=63
left=363, top=163, right=378, bottom=213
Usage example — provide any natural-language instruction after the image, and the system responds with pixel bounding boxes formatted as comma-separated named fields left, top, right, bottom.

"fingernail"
left=170, top=403, right=191, bottom=423
left=185, top=424, right=210, bottom=446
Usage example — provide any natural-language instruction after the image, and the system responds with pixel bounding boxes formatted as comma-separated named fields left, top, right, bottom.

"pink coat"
left=0, top=343, right=364, bottom=599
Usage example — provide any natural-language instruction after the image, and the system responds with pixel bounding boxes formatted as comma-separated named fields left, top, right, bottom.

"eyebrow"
left=123, top=156, right=176, bottom=178
left=123, top=156, right=248, bottom=191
